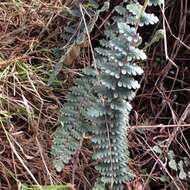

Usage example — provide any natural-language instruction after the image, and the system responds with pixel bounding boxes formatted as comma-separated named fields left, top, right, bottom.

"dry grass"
left=0, top=0, right=78, bottom=189
left=0, top=1, right=97, bottom=189
left=129, top=0, right=190, bottom=189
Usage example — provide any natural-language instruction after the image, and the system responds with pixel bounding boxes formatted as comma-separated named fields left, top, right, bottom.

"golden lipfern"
left=52, top=0, right=163, bottom=189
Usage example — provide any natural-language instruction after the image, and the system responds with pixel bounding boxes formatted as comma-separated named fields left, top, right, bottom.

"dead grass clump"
left=0, top=0, right=83, bottom=189
left=0, top=0, right=97, bottom=189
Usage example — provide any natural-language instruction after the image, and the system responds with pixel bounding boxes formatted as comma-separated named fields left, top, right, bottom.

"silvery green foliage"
left=126, top=3, right=159, bottom=26
left=52, top=69, right=97, bottom=171
left=52, top=1, right=163, bottom=189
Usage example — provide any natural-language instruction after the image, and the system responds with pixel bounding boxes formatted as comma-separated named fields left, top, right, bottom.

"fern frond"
left=52, top=73, right=96, bottom=171
left=91, top=107, right=134, bottom=190
left=127, top=3, right=159, bottom=26
left=52, top=0, right=163, bottom=189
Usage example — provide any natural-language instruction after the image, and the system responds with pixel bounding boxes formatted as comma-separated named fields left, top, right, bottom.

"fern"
left=52, top=0, right=163, bottom=189
left=148, top=0, right=164, bottom=6
left=52, top=69, right=97, bottom=171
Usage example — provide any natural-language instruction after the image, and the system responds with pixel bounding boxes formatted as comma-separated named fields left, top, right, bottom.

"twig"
left=130, top=124, right=190, bottom=130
